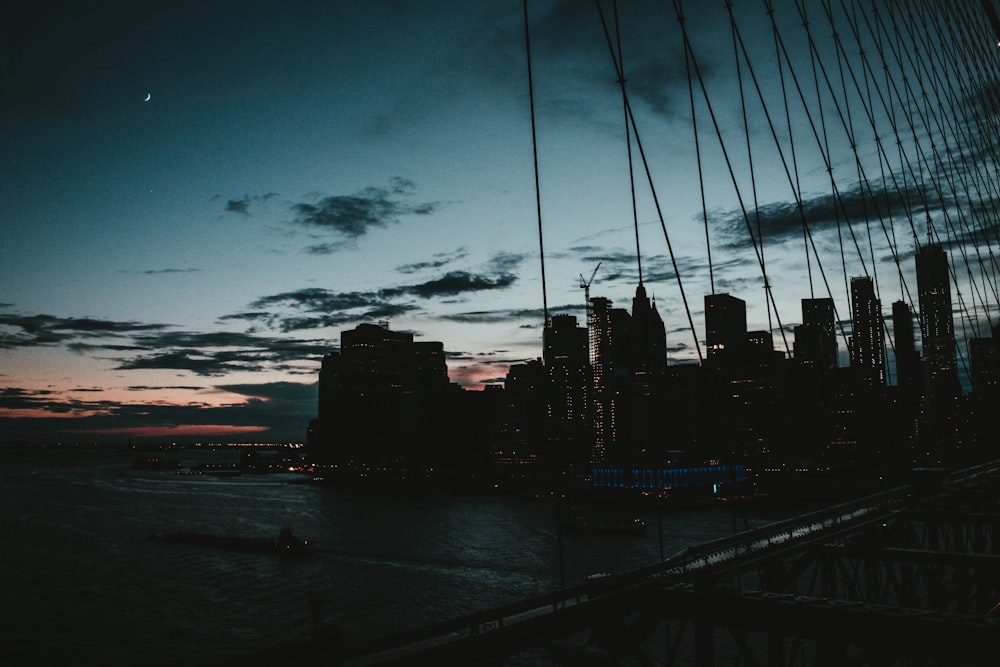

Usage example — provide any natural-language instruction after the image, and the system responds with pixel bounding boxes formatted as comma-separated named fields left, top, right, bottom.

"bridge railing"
left=338, top=462, right=999, bottom=664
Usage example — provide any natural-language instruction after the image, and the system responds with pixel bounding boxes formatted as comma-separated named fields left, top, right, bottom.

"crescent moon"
left=144, top=93, right=151, bottom=102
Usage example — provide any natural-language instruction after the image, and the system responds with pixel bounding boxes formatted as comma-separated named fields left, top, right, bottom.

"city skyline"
left=4, top=0, right=1000, bottom=443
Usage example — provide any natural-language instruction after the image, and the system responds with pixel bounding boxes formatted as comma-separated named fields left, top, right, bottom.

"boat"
left=130, top=456, right=181, bottom=470
left=149, top=527, right=312, bottom=555
left=563, top=510, right=646, bottom=537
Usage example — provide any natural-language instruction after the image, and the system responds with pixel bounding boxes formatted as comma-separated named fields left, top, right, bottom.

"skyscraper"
left=587, top=284, right=667, bottom=466
left=916, top=243, right=960, bottom=403
left=589, top=297, right=624, bottom=464
left=311, top=322, right=453, bottom=467
left=795, top=298, right=838, bottom=370
left=629, top=282, right=667, bottom=375
left=849, top=276, right=885, bottom=385
left=892, top=300, right=921, bottom=396
left=705, top=293, right=747, bottom=365
left=542, top=314, right=591, bottom=465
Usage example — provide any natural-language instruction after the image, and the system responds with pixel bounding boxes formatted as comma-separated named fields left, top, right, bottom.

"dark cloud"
left=0, top=381, right=317, bottom=444
left=227, top=289, right=417, bottom=332
left=487, top=251, right=528, bottom=273
left=709, top=183, right=937, bottom=252
left=121, top=268, right=202, bottom=275
left=510, top=0, right=722, bottom=126
left=0, top=312, right=168, bottom=350
left=127, top=385, right=204, bottom=392
left=0, top=306, right=331, bottom=378
left=220, top=192, right=278, bottom=217
left=440, top=306, right=546, bottom=325
left=224, top=254, right=524, bottom=333
left=226, top=198, right=251, bottom=215
left=407, top=271, right=517, bottom=298
left=289, top=177, right=440, bottom=246
left=110, top=331, right=331, bottom=376
left=396, top=248, right=469, bottom=274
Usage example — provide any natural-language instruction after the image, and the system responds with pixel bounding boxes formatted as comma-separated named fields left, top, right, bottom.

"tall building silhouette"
left=892, top=300, right=921, bottom=397
left=310, top=322, right=483, bottom=473
left=916, top=243, right=960, bottom=404
left=969, top=324, right=999, bottom=395
left=705, top=293, right=747, bottom=366
left=629, top=282, right=666, bottom=375
left=329, top=322, right=450, bottom=393
left=589, top=296, right=625, bottom=464
left=587, top=284, right=667, bottom=466
left=849, top=276, right=885, bottom=385
left=794, top=298, right=838, bottom=370
left=542, top=314, right=591, bottom=465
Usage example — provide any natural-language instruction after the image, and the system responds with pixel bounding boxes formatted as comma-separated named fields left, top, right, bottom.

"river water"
left=0, top=447, right=810, bottom=666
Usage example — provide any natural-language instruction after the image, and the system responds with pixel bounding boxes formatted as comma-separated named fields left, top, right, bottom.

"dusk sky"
left=3, top=0, right=1000, bottom=444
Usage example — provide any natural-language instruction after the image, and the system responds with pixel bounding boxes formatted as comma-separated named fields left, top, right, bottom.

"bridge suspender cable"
left=596, top=0, right=705, bottom=363
left=611, top=0, right=644, bottom=287
left=523, top=0, right=549, bottom=328
left=729, top=0, right=774, bottom=339
left=676, top=0, right=796, bottom=354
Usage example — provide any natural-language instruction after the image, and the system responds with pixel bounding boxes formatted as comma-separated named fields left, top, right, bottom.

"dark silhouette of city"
left=307, top=238, right=999, bottom=501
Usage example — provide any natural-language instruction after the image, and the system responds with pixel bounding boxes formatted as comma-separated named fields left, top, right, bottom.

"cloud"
left=227, top=289, right=418, bottom=333
left=222, top=179, right=441, bottom=254
left=440, top=306, right=546, bottom=325
left=224, top=252, right=525, bottom=333
left=119, top=268, right=202, bottom=275
left=0, top=312, right=168, bottom=350
left=226, top=198, right=251, bottom=215
left=406, top=271, right=517, bottom=298
left=0, top=381, right=318, bottom=444
left=708, top=182, right=938, bottom=252
left=110, top=331, right=331, bottom=376
left=221, top=192, right=278, bottom=217
left=289, top=177, right=440, bottom=246
left=0, top=306, right=330, bottom=377
left=396, top=248, right=469, bottom=274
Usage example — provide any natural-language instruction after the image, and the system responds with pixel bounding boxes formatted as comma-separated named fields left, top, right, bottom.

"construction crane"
left=580, top=262, right=601, bottom=367
left=580, top=262, right=601, bottom=313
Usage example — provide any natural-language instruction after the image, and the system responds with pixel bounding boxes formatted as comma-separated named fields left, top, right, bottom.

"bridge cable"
left=522, top=0, right=549, bottom=329
left=728, top=1, right=775, bottom=342
left=909, top=0, right=998, bottom=331
left=898, top=0, right=990, bottom=341
left=923, top=0, right=1000, bottom=322
left=812, top=0, right=902, bottom=371
left=596, top=0, right=704, bottom=363
left=674, top=0, right=793, bottom=354
left=611, top=0, right=644, bottom=288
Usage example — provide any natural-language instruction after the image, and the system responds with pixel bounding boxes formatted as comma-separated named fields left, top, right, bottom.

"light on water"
left=0, top=448, right=805, bottom=666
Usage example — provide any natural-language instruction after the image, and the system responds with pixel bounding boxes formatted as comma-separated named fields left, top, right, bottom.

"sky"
left=3, top=0, right=1000, bottom=444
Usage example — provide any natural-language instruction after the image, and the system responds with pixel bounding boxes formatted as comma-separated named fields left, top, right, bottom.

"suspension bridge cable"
left=766, top=0, right=874, bottom=290
left=906, top=0, right=996, bottom=332
left=685, top=3, right=714, bottom=296
left=673, top=0, right=792, bottom=354
left=734, top=0, right=852, bottom=351
left=727, top=0, right=774, bottom=341
left=812, top=0, right=896, bottom=372
left=611, top=0, right=644, bottom=286
left=880, top=1, right=984, bottom=346
left=595, top=0, right=704, bottom=363
left=523, top=0, right=549, bottom=328
left=769, top=2, right=812, bottom=298
left=921, top=0, right=1000, bottom=317
left=934, top=1, right=1000, bottom=252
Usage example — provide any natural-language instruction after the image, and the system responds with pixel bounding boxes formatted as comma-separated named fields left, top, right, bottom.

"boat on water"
left=563, top=510, right=646, bottom=537
left=150, top=527, right=312, bottom=555
left=130, top=456, right=181, bottom=470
